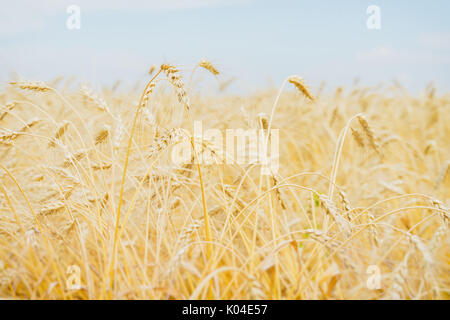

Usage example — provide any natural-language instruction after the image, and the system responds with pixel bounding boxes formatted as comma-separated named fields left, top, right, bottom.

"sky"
left=1, top=0, right=450, bottom=94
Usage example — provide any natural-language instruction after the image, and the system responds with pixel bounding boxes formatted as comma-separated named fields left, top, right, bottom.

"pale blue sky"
left=1, top=0, right=450, bottom=93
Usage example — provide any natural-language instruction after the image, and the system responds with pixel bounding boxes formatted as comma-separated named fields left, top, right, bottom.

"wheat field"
left=0, top=62, right=448, bottom=300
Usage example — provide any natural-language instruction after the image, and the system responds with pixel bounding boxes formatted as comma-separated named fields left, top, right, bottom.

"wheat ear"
left=288, top=76, right=314, bottom=101
left=198, top=59, right=220, bottom=76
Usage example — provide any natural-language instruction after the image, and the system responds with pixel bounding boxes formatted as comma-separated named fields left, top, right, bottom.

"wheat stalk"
left=0, top=102, right=16, bottom=121
left=160, top=63, right=212, bottom=259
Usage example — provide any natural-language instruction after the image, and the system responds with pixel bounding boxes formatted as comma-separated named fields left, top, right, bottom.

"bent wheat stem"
left=108, top=70, right=162, bottom=294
